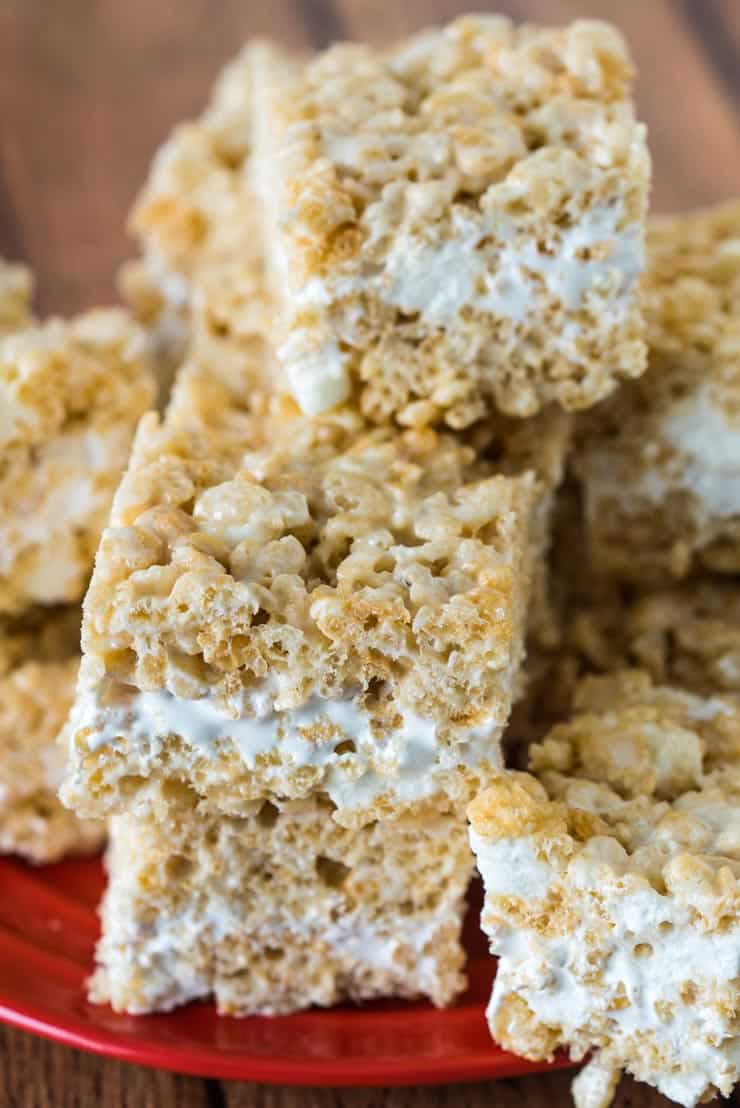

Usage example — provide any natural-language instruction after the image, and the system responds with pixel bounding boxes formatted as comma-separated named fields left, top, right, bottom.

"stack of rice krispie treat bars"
left=59, top=12, right=653, bottom=1021
left=0, top=259, right=155, bottom=862
left=62, top=273, right=541, bottom=1014
left=481, top=206, right=740, bottom=1107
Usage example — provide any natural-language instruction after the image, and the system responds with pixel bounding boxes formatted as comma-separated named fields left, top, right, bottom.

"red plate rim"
left=0, top=996, right=577, bottom=1085
left=0, top=855, right=577, bottom=1086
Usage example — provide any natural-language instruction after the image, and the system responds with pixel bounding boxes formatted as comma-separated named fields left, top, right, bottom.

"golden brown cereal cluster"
left=121, top=44, right=268, bottom=383
left=0, top=616, right=104, bottom=862
left=0, top=308, right=156, bottom=614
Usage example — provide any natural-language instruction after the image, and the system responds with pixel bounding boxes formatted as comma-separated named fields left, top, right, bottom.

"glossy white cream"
left=380, top=202, right=643, bottom=326
left=71, top=680, right=504, bottom=813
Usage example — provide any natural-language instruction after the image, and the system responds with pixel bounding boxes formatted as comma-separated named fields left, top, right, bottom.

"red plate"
left=0, top=855, right=574, bottom=1085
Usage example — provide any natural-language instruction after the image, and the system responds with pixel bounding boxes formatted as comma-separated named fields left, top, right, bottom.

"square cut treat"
left=0, top=609, right=104, bottom=863
left=91, top=781, right=471, bottom=1014
left=249, top=15, right=649, bottom=427
left=469, top=670, right=739, bottom=1108
left=0, top=307, right=156, bottom=615
left=62, top=368, right=539, bottom=825
left=0, top=259, right=33, bottom=335
left=577, top=201, right=740, bottom=584
left=175, top=347, right=571, bottom=651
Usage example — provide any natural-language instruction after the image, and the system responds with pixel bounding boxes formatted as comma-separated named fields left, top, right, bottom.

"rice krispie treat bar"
left=62, top=366, right=539, bottom=825
left=0, top=308, right=156, bottom=615
left=470, top=669, right=739, bottom=1108
left=0, top=612, right=104, bottom=863
left=578, top=201, right=740, bottom=584
left=0, top=259, right=33, bottom=334
left=92, top=781, right=471, bottom=1014
left=250, top=15, right=649, bottom=427
left=126, top=67, right=571, bottom=633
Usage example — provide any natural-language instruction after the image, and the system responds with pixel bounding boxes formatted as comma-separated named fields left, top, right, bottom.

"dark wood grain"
left=0, top=0, right=314, bottom=314
left=222, top=1071, right=674, bottom=1108
left=1, top=0, right=739, bottom=316
left=0, top=1024, right=210, bottom=1107
left=680, top=0, right=740, bottom=106
left=299, top=0, right=348, bottom=48
left=340, top=0, right=740, bottom=212
left=0, top=1, right=738, bottom=1104
left=0, top=1017, right=683, bottom=1108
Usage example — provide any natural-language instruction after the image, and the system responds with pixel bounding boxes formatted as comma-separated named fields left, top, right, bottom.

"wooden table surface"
left=1, top=1, right=739, bottom=1105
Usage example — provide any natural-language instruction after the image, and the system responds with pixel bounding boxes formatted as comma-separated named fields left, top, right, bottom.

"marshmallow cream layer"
left=71, top=681, right=503, bottom=813
left=283, top=198, right=644, bottom=418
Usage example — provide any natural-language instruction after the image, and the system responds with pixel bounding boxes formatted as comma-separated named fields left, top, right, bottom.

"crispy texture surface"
left=86, top=408, right=535, bottom=717
left=0, top=632, right=104, bottom=863
left=578, top=201, right=740, bottom=584
left=93, top=783, right=471, bottom=1015
left=0, top=308, right=156, bottom=614
left=470, top=670, right=739, bottom=1108
left=251, top=16, right=648, bottom=426
left=567, top=579, right=740, bottom=699
left=128, top=45, right=255, bottom=295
